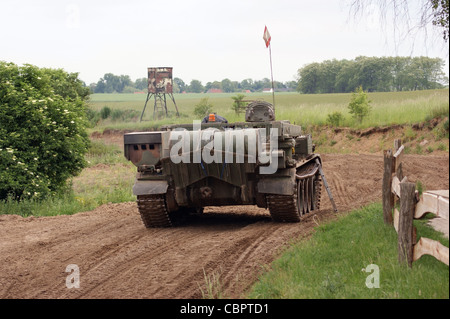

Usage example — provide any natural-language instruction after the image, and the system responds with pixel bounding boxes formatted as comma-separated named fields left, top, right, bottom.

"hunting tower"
left=140, top=67, right=179, bottom=121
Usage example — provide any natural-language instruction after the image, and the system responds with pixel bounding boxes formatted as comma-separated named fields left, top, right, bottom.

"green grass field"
left=0, top=141, right=135, bottom=217
left=88, top=89, right=449, bottom=131
left=248, top=203, right=449, bottom=299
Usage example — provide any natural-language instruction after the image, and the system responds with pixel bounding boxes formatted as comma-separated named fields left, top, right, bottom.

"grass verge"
left=247, top=202, right=449, bottom=299
left=0, top=141, right=136, bottom=217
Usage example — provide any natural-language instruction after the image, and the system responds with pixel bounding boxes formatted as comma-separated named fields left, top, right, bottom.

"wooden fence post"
left=394, top=139, right=402, bottom=152
left=398, top=182, right=417, bottom=267
left=394, top=139, right=403, bottom=180
left=382, top=150, right=394, bottom=225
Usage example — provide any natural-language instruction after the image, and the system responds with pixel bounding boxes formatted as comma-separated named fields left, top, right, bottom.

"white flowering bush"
left=0, top=61, right=90, bottom=200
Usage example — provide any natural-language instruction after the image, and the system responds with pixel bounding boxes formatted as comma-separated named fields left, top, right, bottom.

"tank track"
left=267, top=161, right=322, bottom=222
left=266, top=193, right=301, bottom=222
left=314, top=175, right=322, bottom=211
left=136, top=194, right=172, bottom=228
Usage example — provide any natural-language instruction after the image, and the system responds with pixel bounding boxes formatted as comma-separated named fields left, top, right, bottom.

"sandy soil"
left=0, top=154, right=448, bottom=299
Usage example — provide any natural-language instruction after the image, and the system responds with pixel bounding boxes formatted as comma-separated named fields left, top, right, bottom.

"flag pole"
left=268, top=43, right=275, bottom=112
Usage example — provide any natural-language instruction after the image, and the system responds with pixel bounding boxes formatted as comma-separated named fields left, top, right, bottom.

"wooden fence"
left=382, top=139, right=449, bottom=267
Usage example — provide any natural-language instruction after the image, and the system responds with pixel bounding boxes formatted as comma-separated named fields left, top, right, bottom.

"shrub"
left=231, top=94, right=247, bottom=114
left=194, top=98, right=214, bottom=118
left=348, top=86, right=371, bottom=124
left=86, top=108, right=100, bottom=127
left=0, top=61, right=90, bottom=200
left=110, top=109, right=140, bottom=122
left=437, top=143, right=447, bottom=151
left=326, top=111, right=344, bottom=127
left=100, top=106, right=111, bottom=119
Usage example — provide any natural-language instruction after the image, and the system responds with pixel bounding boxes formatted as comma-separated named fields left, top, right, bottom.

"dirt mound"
left=314, top=118, right=449, bottom=155
left=0, top=154, right=448, bottom=299
left=90, top=117, right=449, bottom=156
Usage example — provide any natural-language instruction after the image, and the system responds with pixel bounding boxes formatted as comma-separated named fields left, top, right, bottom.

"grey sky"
left=1, top=0, right=448, bottom=85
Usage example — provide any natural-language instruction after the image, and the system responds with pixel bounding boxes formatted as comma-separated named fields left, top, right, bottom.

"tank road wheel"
left=298, top=177, right=313, bottom=216
left=308, top=176, right=315, bottom=212
left=309, top=176, right=316, bottom=211
left=267, top=161, right=323, bottom=223
left=297, top=179, right=306, bottom=217
left=313, top=174, right=322, bottom=211
left=304, top=177, right=312, bottom=215
left=136, top=194, right=172, bottom=228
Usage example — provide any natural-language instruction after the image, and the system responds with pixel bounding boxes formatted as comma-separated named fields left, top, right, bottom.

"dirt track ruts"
left=0, top=154, right=448, bottom=299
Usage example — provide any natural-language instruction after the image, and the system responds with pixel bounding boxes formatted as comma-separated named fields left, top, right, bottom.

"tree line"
left=297, top=56, right=448, bottom=94
left=90, top=75, right=297, bottom=94
left=89, top=56, right=448, bottom=94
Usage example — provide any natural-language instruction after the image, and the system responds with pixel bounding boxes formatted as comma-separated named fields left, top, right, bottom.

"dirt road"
left=0, top=154, right=448, bottom=299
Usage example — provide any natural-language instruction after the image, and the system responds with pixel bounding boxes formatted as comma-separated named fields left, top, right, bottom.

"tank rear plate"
left=133, top=180, right=168, bottom=196
left=124, top=132, right=162, bottom=145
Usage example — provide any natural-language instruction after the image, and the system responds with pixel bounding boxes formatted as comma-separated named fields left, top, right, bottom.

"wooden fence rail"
left=382, top=139, right=449, bottom=267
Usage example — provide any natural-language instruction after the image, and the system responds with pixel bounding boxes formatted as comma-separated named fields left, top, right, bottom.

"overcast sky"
left=1, top=0, right=448, bottom=85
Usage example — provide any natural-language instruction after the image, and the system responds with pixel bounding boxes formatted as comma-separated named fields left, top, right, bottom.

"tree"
left=118, top=75, right=132, bottom=92
left=348, top=86, right=372, bottom=123
left=221, top=78, right=234, bottom=92
left=431, top=0, right=449, bottom=41
left=349, top=0, right=450, bottom=43
left=285, top=80, right=298, bottom=91
left=193, top=98, right=213, bottom=117
left=297, top=56, right=447, bottom=93
left=231, top=94, right=247, bottom=114
left=205, top=81, right=222, bottom=92
left=335, top=59, right=356, bottom=93
left=318, top=59, right=343, bottom=93
left=94, top=73, right=132, bottom=93
left=0, top=62, right=90, bottom=200
left=188, top=79, right=204, bottom=93
left=94, top=78, right=106, bottom=93
left=297, top=63, right=321, bottom=93
left=173, top=77, right=186, bottom=93
left=134, top=78, right=148, bottom=91
left=240, top=78, right=254, bottom=91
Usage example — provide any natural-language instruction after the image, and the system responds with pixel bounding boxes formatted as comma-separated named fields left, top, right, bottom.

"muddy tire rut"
left=0, top=154, right=448, bottom=298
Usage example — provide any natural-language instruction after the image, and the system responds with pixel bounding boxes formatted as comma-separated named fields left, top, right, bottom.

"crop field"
left=88, top=89, right=449, bottom=131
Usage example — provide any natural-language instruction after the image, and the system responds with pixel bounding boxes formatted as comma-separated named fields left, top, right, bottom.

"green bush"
left=194, top=98, right=213, bottom=118
left=326, top=111, right=344, bottom=127
left=348, top=86, right=371, bottom=124
left=231, top=94, right=247, bottom=114
left=0, top=61, right=90, bottom=200
left=100, top=106, right=111, bottom=119
left=110, top=109, right=140, bottom=122
left=86, top=108, right=100, bottom=127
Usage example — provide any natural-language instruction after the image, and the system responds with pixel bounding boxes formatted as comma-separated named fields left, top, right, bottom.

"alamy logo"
left=364, top=264, right=380, bottom=289
left=65, top=4, right=80, bottom=29
left=66, top=264, right=80, bottom=289
left=168, top=121, right=279, bottom=174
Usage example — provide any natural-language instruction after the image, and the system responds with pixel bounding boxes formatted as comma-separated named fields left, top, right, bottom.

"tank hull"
left=124, top=120, right=322, bottom=227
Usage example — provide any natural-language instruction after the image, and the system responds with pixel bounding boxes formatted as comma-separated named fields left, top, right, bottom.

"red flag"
left=263, top=26, right=271, bottom=48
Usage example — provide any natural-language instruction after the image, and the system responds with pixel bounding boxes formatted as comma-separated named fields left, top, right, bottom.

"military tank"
left=124, top=101, right=333, bottom=227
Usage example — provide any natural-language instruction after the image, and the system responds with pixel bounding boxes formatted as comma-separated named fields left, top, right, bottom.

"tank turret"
left=245, top=100, right=275, bottom=122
